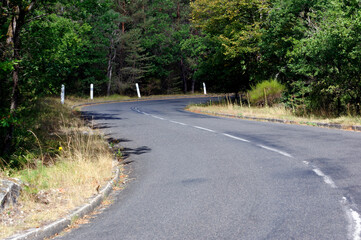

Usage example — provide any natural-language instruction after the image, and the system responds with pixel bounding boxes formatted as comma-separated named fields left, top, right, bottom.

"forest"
left=2, top=0, right=361, bottom=161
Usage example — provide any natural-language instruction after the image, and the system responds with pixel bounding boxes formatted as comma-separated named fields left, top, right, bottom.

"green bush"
left=248, top=79, right=285, bottom=106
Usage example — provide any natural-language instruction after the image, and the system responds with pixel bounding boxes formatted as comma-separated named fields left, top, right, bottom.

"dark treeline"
left=2, top=0, right=361, bottom=161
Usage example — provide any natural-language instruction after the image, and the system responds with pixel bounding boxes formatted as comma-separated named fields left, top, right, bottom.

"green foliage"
left=190, top=0, right=270, bottom=93
left=287, top=0, right=361, bottom=115
left=22, top=13, right=94, bottom=95
left=0, top=98, right=72, bottom=169
left=248, top=79, right=285, bottom=106
left=18, top=165, right=50, bottom=194
left=110, top=0, right=193, bottom=95
left=259, top=0, right=329, bottom=79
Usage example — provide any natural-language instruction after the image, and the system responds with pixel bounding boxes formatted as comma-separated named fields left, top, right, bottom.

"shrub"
left=248, top=79, right=285, bottom=106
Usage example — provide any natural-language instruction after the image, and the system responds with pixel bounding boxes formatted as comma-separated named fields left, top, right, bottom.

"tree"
left=1, top=0, right=56, bottom=154
left=259, top=0, right=329, bottom=80
left=0, top=0, right=121, bottom=158
left=191, top=0, right=269, bottom=93
left=111, top=0, right=193, bottom=95
left=288, top=0, right=361, bottom=114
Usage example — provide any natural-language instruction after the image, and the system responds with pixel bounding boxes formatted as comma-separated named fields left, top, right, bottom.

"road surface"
left=58, top=97, right=361, bottom=240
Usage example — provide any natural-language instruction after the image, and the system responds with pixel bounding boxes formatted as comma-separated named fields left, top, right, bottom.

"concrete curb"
left=4, top=167, right=121, bottom=240
left=192, top=110, right=361, bottom=132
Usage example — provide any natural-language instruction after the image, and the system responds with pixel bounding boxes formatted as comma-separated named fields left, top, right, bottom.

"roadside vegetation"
left=0, top=98, right=116, bottom=239
left=188, top=80, right=361, bottom=128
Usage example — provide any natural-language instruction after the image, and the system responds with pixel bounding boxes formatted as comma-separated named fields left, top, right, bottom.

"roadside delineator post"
left=90, top=84, right=94, bottom=100
left=203, top=82, right=207, bottom=95
left=61, top=84, right=65, bottom=104
left=136, top=83, right=141, bottom=98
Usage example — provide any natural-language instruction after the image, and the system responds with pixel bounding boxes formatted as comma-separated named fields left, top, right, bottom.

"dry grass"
left=188, top=103, right=361, bottom=127
left=0, top=99, right=116, bottom=239
left=65, top=94, right=133, bottom=107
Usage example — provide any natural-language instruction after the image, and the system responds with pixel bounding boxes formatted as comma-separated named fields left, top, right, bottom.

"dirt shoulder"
left=187, top=105, right=361, bottom=132
left=0, top=99, right=126, bottom=239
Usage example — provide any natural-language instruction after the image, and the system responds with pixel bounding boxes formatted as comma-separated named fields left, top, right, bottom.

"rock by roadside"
left=0, top=179, right=21, bottom=211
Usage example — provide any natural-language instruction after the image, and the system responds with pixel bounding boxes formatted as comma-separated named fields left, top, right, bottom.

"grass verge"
left=187, top=102, right=361, bottom=127
left=0, top=98, right=117, bottom=239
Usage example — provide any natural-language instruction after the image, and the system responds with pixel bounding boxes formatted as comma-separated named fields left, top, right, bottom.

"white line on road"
left=193, top=126, right=216, bottom=133
left=223, top=133, right=250, bottom=143
left=151, top=115, right=166, bottom=120
left=169, top=120, right=187, bottom=126
left=257, top=144, right=293, bottom=158
left=343, top=197, right=361, bottom=240
left=349, top=208, right=361, bottom=240
left=312, top=168, right=337, bottom=188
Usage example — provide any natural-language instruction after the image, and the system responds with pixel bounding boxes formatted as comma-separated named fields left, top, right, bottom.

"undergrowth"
left=188, top=98, right=361, bottom=127
left=0, top=98, right=116, bottom=239
left=248, top=79, right=285, bottom=106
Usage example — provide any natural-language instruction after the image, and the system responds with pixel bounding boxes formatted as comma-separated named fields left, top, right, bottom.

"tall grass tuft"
left=248, top=79, right=285, bottom=107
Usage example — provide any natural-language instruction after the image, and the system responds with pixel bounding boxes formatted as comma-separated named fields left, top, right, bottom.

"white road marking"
left=170, top=120, right=187, bottom=126
left=152, top=115, right=166, bottom=120
left=135, top=105, right=357, bottom=240
left=193, top=126, right=216, bottom=133
left=257, top=144, right=293, bottom=158
left=350, top=209, right=361, bottom=240
left=312, top=168, right=337, bottom=188
left=223, top=133, right=250, bottom=143
left=341, top=197, right=361, bottom=240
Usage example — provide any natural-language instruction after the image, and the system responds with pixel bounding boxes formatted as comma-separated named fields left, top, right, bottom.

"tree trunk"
left=180, top=57, right=187, bottom=93
left=143, top=5, right=146, bottom=24
left=177, top=2, right=180, bottom=24
left=121, top=1, right=126, bottom=33
left=107, top=38, right=116, bottom=96
left=3, top=2, right=35, bottom=154
left=3, top=12, right=24, bottom=154
left=122, top=22, right=125, bottom=33
left=191, top=77, right=195, bottom=94
left=106, top=56, right=114, bottom=96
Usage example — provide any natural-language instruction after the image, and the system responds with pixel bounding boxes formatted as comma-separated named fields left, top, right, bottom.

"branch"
left=26, top=13, right=47, bottom=24
left=24, top=0, right=37, bottom=13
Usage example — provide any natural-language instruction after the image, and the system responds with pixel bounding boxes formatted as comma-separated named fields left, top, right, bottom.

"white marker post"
left=203, top=82, right=207, bottom=95
left=136, top=83, right=141, bottom=98
left=90, top=84, right=94, bottom=100
left=61, top=84, right=65, bottom=104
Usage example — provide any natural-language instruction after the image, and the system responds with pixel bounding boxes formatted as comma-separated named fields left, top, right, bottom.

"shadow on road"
left=81, top=111, right=124, bottom=129
left=122, top=146, right=151, bottom=160
left=106, top=137, right=151, bottom=161
left=108, top=137, right=132, bottom=144
left=81, top=111, right=123, bottom=121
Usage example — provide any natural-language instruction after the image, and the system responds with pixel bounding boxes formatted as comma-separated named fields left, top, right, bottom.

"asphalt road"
left=58, top=97, right=361, bottom=240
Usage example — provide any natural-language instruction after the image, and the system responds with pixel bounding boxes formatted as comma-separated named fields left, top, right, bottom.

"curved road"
left=58, top=97, right=361, bottom=240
